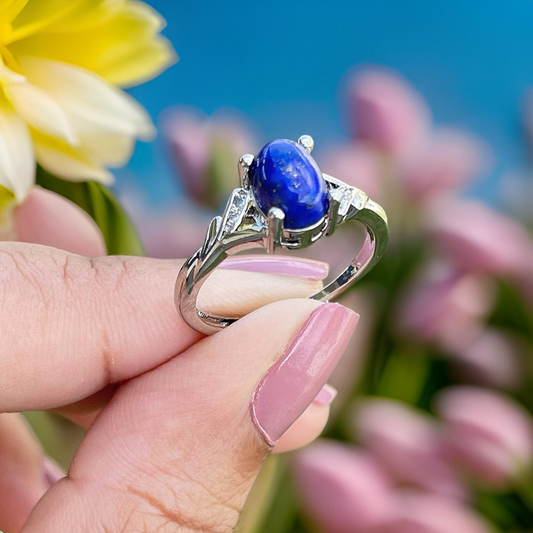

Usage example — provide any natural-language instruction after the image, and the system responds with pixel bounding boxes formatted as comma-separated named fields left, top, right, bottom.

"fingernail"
left=313, top=384, right=338, bottom=406
left=43, top=457, right=65, bottom=487
left=221, top=256, right=329, bottom=280
left=252, top=303, right=358, bottom=445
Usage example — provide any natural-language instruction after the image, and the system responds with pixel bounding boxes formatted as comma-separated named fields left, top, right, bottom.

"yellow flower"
left=0, top=0, right=176, bottom=203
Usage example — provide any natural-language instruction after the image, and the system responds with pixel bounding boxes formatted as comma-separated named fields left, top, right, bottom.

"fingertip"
left=14, top=187, right=107, bottom=257
left=272, top=402, right=331, bottom=454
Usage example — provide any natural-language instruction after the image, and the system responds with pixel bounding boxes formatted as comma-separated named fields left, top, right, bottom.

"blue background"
left=124, top=0, right=533, bottom=204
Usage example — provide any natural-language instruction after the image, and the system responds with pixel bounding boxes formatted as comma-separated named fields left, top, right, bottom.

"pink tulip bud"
left=14, top=187, right=106, bottom=257
left=320, top=143, right=382, bottom=200
left=399, top=128, right=490, bottom=202
left=163, top=108, right=256, bottom=209
left=163, top=109, right=211, bottom=205
left=382, top=491, right=493, bottom=533
left=427, top=200, right=533, bottom=276
left=436, top=386, right=533, bottom=488
left=293, top=440, right=395, bottom=533
left=347, top=68, right=431, bottom=158
left=354, top=399, right=467, bottom=500
left=446, top=328, right=522, bottom=390
left=397, top=263, right=496, bottom=349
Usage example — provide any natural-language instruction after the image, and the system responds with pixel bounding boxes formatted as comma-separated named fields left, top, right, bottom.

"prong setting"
left=326, top=196, right=341, bottom=236
left=176, top=136, right=389, bottom=335
left=267, top=207, right=285, bottom=254
left=238, top=154, right=254, bottom=189
left=298, top=134, right=314, bottom=153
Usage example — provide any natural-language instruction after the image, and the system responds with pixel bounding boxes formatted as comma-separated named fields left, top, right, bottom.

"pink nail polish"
left=251, top=303, right=358, bottom=446
left=220, top=256, right=329, bottom=280
left=313, top=384, right=338, bottom=406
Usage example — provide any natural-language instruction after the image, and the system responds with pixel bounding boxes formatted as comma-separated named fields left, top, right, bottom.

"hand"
left=0, top=191, right=358, bottom=533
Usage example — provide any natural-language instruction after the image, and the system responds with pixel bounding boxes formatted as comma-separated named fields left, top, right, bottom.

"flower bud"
left=346, top=68, right=430, bottom=158
left=293, top=440, right=395, bottom=533
left=320, top=143, right=382, bottom=200
left=397, top=263, right=495, bottom=349
left=353, top=398, right=466, bottom=500
left=399, top=128, right=490, bottom=203
left=382, top=491, right=493, bottom=533
left=446, top=328, right=523, bottom=390
left=163, top=108, right=256, bottom=209
left=427, top=200, right=533, bottom=276
left=436, top=386, right=533, bottom=488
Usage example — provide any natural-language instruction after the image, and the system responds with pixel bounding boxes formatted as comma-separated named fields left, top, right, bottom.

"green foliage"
left=36, top=166, right=145, bottom=256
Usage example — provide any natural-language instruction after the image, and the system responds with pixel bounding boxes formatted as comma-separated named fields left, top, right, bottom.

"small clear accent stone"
left=338, top=189, right=353, bottom=216
left=353, top=193, right=367, bottom=210
left=221, top=189, right=249, bottom=235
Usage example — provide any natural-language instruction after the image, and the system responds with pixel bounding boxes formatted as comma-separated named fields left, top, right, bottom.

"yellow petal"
left=45, top=0, right=127, bottom=33
left=3, top=80, right=78, bottom=145
left=1, top=0, right=30, bottom=24
left=18, top=57, right=155, bottom=140
left=0, top=54, right=25, bottom=83
left=98, top=34, right=177, bottom=88
left=0, top=185, right=16, bottom=240
left=79, top=131, right=136, bottom=168
left=0, top=98, right=34, bottom=202
left=6, top=0, right=87, bottom=43
left=32, top=130, right=114, bottom=184
left=8, top=1, right=176, bottom=87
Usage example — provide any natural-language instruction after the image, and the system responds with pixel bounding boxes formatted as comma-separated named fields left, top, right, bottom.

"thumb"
left=22, top=300, right=357, bottom=533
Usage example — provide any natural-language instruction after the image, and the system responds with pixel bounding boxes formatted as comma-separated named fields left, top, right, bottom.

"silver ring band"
left=175, top=137, right=389, bottom=335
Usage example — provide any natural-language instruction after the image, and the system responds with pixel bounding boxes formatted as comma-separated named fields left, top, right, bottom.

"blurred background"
left=122, top=0, right=533, bottom=206
left=28, top=1, right=533, bottom=532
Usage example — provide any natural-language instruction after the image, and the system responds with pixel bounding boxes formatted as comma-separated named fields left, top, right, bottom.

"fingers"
left=0, top=414, right=51, bottom=533
left=0, top=242, right=326, bottom=412
left=13, top=187, right=107, bottom=257
left=22, top=300, right=358, bottom=532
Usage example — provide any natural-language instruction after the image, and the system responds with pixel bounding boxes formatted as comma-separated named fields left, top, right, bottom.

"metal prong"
left=325, top=198, right=340, bottom=237
left=298, top=135, right=314, bottom=153
left=238, top=154, right=254, bottom=189
left=267, top=207, right=285, bottom=254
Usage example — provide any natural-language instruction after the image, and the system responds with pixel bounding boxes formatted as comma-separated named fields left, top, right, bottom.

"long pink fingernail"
left=221, top=256, right=329, bottom=280
left=251, top=303, right=358, bottom=446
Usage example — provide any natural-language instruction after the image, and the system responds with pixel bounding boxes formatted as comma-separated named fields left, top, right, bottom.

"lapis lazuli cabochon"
left=250, top=139, right=330, bottom=229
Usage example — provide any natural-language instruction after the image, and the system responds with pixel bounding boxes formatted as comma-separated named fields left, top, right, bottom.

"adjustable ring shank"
left=175, top=185, right=388, bottom=335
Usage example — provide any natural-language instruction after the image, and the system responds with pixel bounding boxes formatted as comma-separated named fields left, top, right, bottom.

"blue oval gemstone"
left=250, top=139, right=330, bottom=229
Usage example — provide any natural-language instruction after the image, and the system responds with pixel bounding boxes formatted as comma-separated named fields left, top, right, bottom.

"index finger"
left=0, top=242, right=327, bottom=412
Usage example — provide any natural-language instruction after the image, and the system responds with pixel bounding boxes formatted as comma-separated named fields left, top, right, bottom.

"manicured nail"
left=252, top=303, right=358, bottom=445
left=43, top=457, right=65, bottom=487
left=313, top=384, right=338, bottom=406
left=221, top=256, right=329, bottom=280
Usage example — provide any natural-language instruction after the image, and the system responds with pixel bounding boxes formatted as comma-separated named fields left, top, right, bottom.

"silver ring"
left=175, top=135, right=389, bottom=335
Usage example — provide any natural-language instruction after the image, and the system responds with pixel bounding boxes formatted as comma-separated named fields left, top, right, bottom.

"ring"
left=175, top=135, right=389, bottom=335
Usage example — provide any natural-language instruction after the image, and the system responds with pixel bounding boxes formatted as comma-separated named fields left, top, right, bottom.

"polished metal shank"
left=175, top=173, right=389, bottom=335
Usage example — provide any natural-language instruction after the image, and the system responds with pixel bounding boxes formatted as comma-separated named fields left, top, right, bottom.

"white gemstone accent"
left=353, top=192, right=367, bottom=211
left=221, top=189, right=249, bottom=235
left=338, top=189, right=354, bottom=216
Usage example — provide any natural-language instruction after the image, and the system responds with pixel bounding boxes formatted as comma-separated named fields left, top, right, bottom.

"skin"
left=0, top=241, right=346, bottom=533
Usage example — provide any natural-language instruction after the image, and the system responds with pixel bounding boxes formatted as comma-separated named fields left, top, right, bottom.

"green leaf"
left=36, top=166, right=145, bottom=256
left=235, top=456, right=284, bottom=533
